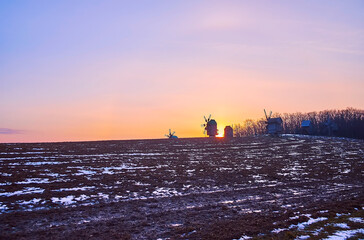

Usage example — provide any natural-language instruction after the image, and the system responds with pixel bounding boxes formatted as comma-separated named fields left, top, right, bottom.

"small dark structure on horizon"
left=224, top=126, right=234, bottom=139
left=165, top=129, right=178, bottom=139
left=264, top=109, right=283, bottom=135
left=322, top=118, right=338, bottom=136
left=202, top=114, right=218, bottom=137
left=301, top=120, right=313, bottom=135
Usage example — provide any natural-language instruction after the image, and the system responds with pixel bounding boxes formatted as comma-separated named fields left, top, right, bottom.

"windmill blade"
left=169, top=129, right=171, bottom=134
left=204, top=116, right=207, bottom=122
left=264, top=109, right=268, bottom=120
left=165, top=134, right=169, bottom=138
left=269, top=111, right=272, bottom=118
left=171, top=131, right=175, bottom=136
left=201, top=124, right=205, bottom=127
left=208, top=114, right=211, bottom=121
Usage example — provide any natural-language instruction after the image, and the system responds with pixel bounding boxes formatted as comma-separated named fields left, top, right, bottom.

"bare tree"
left=234, top=108, right=364, bottom=139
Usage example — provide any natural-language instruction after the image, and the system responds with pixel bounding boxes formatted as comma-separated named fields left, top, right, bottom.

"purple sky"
left=1, top=1, right=363, bottom=142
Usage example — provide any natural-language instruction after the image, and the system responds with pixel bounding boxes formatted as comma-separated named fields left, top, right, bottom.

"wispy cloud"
left=0, top=128, right=23, bottom=134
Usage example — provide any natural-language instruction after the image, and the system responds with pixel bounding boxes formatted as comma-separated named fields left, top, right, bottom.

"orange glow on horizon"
left=217, top=127, right=224, bottom=137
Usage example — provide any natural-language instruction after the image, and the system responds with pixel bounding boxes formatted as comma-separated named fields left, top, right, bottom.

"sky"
left=1, top=0, right=364, bottom=143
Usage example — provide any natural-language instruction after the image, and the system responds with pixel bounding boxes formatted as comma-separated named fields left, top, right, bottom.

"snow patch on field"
left=296, top=235, right=310, bottom=240
left=152, top=187, right=180, bottom=197
left=332, top=223, right=350, bottom=229
left=0, top=203, right=8, bottom=211
left=51, top=196, right=76, bottom=205
left=24, top=161, right=64, bottom=165
left=134, top=181, right=151, bottom=186
left=102, top=168, right=114, bottom=174
left=17, top=178, right=50, bottom=184
left=235, top=235, right=251, bottom=240
left=0, top=173, right=12, bottom=176
left=323, top=229, right=364, bottom=239
left=53, top=186, right=95, bottom=192
left=0, top=187, right=44, bottom=197
left=75, top=169, right=97, bottom=175
left=75, top=194, right=90, bottom=201
left=18, top=198, right=42, bottom=205
left=294, top=217, right=328, bottom=230
left=41, top=173, right=63, bottom=177
left=97, top=193, right=109, bottom=199
left=348, top=217, right=364, bottom=223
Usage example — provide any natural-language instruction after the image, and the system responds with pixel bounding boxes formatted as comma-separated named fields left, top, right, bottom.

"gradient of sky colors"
left=1, top=0, right=364, bottom=143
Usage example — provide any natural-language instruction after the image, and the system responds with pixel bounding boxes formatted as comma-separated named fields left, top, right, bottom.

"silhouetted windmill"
left=165, top=129, right=178, bottom=139
left=264, top=109, right=283, bottom=135
left=201, top=114, right=218, bottom=137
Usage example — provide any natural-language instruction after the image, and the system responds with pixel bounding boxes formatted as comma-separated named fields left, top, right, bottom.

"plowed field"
left=0, top=135, right=363, bottom=239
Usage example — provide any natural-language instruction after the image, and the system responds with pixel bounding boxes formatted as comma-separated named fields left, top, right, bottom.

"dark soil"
left=0, top=135, right=363, bottom=239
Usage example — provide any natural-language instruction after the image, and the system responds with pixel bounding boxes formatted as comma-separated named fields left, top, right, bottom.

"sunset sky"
left=1, top=1, right=364, bottom=143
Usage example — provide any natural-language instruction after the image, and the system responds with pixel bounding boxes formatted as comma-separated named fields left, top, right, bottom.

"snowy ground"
left=263, top=208, right=364, bottom=239
left=0, top=135, right=363, bottom=239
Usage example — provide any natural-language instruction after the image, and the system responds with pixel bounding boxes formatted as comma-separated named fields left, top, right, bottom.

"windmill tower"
left=224, top=126, right=234, bottom=139
left=201, top=114, right=218, bottom=137
left=264, top=109, right=283, bottom=135
left=165, top=129, right=178, bottom=139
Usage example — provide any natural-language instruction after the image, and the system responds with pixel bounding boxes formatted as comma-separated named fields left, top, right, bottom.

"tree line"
left=233, top=108, right=364, bottom=139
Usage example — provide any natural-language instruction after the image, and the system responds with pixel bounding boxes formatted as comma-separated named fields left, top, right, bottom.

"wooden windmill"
left=264, top=109, right=283, bottom=135
left=165, top=129, right=178, bottom=139
left=201, top=114, right=218, bottom=137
